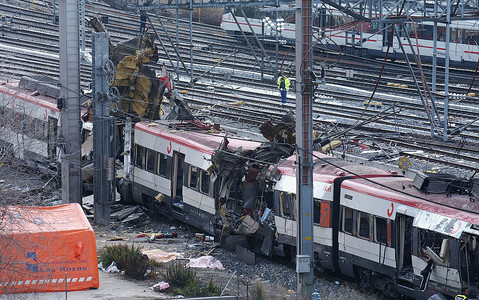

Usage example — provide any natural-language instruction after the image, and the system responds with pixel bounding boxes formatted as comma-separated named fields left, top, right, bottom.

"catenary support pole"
left=295, top=0, right=314, bottom=296
left=432, top=0, right=438, bottom=93
left=189, top=0, right=194, bottom=85
left=443, top=0, right=451, bottom=141
left=92, top=32, right=113, bottom=225
left=59, top=0, right=82, bottom=204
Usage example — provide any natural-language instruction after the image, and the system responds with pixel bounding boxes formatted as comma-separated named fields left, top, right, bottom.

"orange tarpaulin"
left=0, top=203, right=99, bottom=294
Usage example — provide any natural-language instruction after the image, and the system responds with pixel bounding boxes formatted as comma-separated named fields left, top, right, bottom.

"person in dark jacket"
left=139, top=12, right=147, bottom=34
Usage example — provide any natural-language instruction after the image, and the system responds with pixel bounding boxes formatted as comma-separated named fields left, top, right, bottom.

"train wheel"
left=384, top=282, right=398, bottom=298
left=283, top=244, right=296, bottom=262
left=358, top=268, right=371, bottom=288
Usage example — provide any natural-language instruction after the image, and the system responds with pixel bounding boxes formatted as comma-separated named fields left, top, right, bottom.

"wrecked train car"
left=117, top=120, right=281, bottom=254
left=110, top=34, right=170, bottom=120
left=273, top=152, right=479, bottom=299
left=115, top=103, right=479, bottom=299
left=88, top=16, right=171, bottom=120
left=0, top=77, right=93, bottom=174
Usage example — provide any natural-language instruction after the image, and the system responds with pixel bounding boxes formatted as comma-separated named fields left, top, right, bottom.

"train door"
left=171, top=152, right=184, bottom=209
left=460, top=232, right=479, bottom=296
left=396, top=214, right=413, bottom=278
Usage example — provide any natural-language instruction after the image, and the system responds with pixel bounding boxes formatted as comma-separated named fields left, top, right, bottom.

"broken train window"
left=135, top=145, right=145, bottom=169
left=200, top=169, right=209, bottom=194
left=146, top=149, right=156, bottom=172
left=189, top=165, right=198, bottom=189
left=279, top=192, right=296, bottom=220
left=157, top=153, right=168, bottom=177
left=419, top=229, right=450, bottom=264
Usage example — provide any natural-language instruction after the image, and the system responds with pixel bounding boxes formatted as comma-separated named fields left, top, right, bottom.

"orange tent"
left=0, top=203, right=99, bottom=294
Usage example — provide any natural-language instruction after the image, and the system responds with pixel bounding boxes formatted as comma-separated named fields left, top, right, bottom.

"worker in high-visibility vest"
left=277, top=75, right=290, bottom=105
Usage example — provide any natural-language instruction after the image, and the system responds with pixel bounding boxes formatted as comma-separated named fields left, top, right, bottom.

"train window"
left=135, top=145, right=145, bottom=169
left=146, top=149, right=155, bottom=172
left=234, top=7, right=261, bottom=19
left=320, top=201, right=331, bottom=227
left=375, top=217, right=387, bottom=244
left=358, top=212, right=370, bottom=239
left=314, top=200, right=321, bottom=224
left=343, top=207, right=353, bottom=234
left=33, top=118, right=42, bottom=140
left=200, top=170, right=209, bottom=194
left=313, top=200, right=331, bottom=227
left=157, top=153, right=168, bottom=176
left=419, top=229, right=447, bottom=259
left=189, top=166, right=198, bottom=189
left=280, top=192, right=296, bottom=219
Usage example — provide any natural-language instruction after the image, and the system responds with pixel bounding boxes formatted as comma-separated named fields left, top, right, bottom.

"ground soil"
left=92, top=218, right=295, bottom=299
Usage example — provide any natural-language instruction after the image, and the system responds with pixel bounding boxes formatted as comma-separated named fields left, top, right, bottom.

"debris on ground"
left=151, top=281, right=170, bottom=292
left=111, top=205, right=140, bottom=221
left=187, top=255, right=225, bottom=270
left=100, top=261, right=120, bottom=273
left=108, top=236, right=128, bottom=241
left=142, top=249, right=183, bottom=263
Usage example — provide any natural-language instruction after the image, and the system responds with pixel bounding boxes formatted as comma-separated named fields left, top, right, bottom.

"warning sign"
left=397, top=156, right=411, bottom=171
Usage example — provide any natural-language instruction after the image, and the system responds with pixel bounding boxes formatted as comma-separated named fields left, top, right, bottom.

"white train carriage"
left=127, top=121, right=262, bottom=235
left=0, top=80, right=93, bottom=172
left=273, top=152, right=479, bottom=299
left=221, top=6, right=479, bottom=67
left=0, top=81, right=60, bottom=164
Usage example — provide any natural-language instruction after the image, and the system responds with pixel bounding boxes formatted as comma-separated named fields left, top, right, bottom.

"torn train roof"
left=135, top=121, right=262, bottom=155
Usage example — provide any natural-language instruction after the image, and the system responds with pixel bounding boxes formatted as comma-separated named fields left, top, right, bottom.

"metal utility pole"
left=80, top=0, right=85, bottom=54
left=275, top=8, right=279, bottom=75
left=59, top=0, right=82, bottom=204
left=189, top=0, right=194, bottom=85
left=92, top=32, right=114, bottom=225
left=432, top=0, right=438, bottom=93
left=295, top=0, right=314, bottom=296
left=443, top=0, right=451, bottom=141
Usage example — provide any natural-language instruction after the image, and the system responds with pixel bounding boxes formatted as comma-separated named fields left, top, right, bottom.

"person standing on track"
left=277, top=74, right=290, bottom=106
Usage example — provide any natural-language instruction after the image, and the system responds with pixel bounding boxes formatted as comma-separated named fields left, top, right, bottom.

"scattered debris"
left=151, top=281, right=170, bottom=292
left=134, top=232, right=177, bottom=240
left=142, top=249, right=183, bottom=263
left=108, top=236, right=128, bottom=241
left=122, top=211, right=147, bottom=224
left=199, top=243, right=219, bottom=256
left=187, top=256, right=225, bottom=270
left=320, top=139, right=342, bottom=154
left=100, top=261, right=120, bottom=273
left=111, top=205, right=140, bottom=221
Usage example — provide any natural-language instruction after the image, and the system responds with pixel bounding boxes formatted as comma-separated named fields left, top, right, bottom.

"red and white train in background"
left=119, top=118, right=479, bottom=299
left=0, top=79, right=92, bottom=173
left=221, top=5, right=479, bottom=68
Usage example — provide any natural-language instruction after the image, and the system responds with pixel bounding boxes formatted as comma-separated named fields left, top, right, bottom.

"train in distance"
left=221, top=5, right=479, bottom=68
left=117, top=111, right=479, bottom=299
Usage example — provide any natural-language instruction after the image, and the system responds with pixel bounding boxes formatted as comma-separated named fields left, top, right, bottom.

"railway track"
left=1, top=0, right=478, bottom=174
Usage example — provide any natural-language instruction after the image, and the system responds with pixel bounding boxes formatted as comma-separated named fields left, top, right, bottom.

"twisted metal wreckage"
left=88, top=17, right=315, bottom=256
left=209, top=115, right=297, bottom=256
